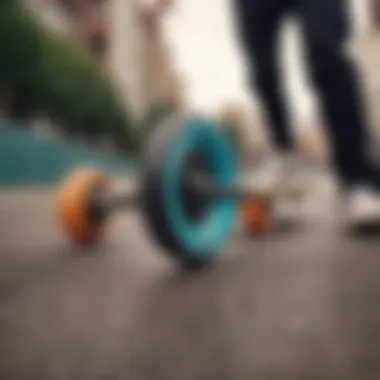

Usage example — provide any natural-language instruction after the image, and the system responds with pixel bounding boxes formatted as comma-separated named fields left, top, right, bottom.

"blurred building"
left=25, top=0, right=185, bottom=117
left=139, top=3, right=186, bottom=113
left=25, top=0, right=74, bottom=37
left=107, top=0, right=146, bottom=116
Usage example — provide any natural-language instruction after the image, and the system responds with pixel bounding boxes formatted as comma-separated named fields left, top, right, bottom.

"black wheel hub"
left=180, top=152, right=212, bottom=222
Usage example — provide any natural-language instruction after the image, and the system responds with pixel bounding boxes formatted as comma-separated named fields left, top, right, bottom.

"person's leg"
left=232, top=0, right=294, bottom=151
left=297, top=0, right=374, bottom=187
left=298, top=0, right=380, bottom=223
left=232, top=0, right=313, bottom=198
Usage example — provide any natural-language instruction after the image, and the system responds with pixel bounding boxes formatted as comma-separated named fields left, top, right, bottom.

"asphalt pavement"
left=1, top=175, right=380, bottom=380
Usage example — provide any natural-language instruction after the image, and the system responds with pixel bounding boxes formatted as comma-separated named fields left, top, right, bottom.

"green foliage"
left=0, top=5, right=45, bottom=108
left=0, top=1, right=137, bottom=153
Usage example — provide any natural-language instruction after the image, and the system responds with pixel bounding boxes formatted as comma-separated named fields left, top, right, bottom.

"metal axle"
left=88, top=173, right=250, bottom=219
left=89, top=171, right=300, bottom=218
left=188, top=171, right=262, bottom=199
left=189, top=171, right=306, bottom=200
left=90, top=189, right=138, bottom=218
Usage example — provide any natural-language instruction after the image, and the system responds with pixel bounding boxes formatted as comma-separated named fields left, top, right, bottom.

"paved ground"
left=1, top=175, right=380, bottom=380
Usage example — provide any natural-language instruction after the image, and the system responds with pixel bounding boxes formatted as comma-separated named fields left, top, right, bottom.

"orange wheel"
left=241, top=196, right=274, bottom=234
left=56, top=169, right=109, bottom=246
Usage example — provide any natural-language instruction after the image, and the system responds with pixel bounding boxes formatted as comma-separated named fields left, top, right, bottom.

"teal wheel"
left=140, top=117, right=239, bottom=269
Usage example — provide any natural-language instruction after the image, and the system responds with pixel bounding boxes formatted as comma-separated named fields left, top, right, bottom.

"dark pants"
left=233, top=0, right=374, bottom=186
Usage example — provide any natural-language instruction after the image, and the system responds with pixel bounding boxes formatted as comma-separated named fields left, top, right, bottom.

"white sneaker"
left=344, top=186, right=380, bottom=225
left=245, top=151, right=311, bottom=196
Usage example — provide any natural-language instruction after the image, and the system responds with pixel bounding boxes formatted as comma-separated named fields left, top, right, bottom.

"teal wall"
left=0, top=124, right=132, bottom=186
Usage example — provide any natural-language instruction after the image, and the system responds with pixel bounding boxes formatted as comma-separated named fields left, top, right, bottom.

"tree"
left=0, top=1, right=137, bottom=153
left=0, top=4, right=46, bottom=119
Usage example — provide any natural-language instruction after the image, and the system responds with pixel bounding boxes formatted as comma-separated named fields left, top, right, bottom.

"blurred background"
left=1, top=0, right=379, bottom=173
